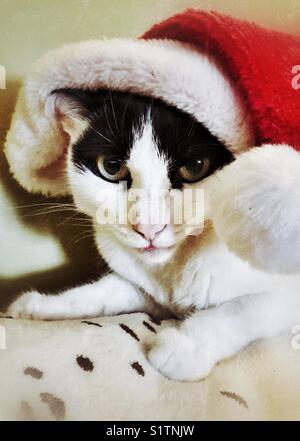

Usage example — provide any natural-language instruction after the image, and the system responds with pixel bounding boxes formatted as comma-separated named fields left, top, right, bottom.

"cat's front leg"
left=147, top=289, right=300, bottom=381
left=6, top=273, right=147, bottom=320
left=146, top=309, right=228, bottom=382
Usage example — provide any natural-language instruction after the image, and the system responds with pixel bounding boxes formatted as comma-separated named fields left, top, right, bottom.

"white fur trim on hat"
left=4, top=38, right=253, bottom=196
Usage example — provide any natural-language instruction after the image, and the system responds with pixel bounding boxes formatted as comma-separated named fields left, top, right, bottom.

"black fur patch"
left=54, top=88, right=234, bottom=188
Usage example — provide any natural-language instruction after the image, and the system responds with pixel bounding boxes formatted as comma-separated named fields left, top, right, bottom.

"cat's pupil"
left=186, top=160, right=204, bottom=175
left=104, top=159, right=122, bottom=175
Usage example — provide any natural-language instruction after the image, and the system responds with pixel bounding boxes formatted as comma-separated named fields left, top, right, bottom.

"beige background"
left=0, top=0, right=299, bottom=308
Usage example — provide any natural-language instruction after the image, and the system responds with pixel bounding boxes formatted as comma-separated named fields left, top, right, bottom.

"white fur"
left=128, top=120, right=169, bottom=191
left=7, top=123, right=300, bottom=381
left=4, top=38, right=253, bottom=196
left=209, top=144, right=300, bottom=273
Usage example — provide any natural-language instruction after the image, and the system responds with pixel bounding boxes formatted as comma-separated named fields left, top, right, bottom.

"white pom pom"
left=209, top=144, right=300, bottom=274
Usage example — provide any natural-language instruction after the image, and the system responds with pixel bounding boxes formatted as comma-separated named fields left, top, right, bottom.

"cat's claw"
left=146, top=328, right=215, bottom=381
left=6, top=292, right=44, bottom=320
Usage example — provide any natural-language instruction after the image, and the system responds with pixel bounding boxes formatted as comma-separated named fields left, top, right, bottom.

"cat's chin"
left=135, top=245, right=176, bottom=265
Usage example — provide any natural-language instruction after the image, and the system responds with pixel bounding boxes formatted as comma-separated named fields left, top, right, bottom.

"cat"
left=6, top=89, right=300, bottom=381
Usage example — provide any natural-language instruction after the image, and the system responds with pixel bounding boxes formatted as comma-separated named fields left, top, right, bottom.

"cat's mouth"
left=143, top=244, right=158, bottom=252
left=136, top=243, right=175, bottom=253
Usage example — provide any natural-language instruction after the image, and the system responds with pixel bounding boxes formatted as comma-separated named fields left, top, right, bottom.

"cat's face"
left=53, top=89, right=233, bottom=265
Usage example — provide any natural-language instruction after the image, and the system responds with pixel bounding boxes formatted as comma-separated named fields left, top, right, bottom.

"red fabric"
left=143, top=10, right=300, bottom=150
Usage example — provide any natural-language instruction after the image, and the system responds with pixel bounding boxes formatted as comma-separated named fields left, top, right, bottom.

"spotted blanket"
left=0, top=313, right=299, bottom=421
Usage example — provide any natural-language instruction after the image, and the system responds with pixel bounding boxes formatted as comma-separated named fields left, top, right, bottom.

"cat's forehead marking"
left=69, top=89, right=234, bottom=190
left=127, top=117, right=170, bottom=190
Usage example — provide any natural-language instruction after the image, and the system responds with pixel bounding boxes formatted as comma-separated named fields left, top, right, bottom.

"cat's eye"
left=97, top=157, right=129, bottom=182
left=179, top=158, right=210, bottom=183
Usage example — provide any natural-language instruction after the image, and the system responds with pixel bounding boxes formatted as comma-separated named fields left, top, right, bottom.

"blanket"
left=1, top=314, right=300, bottom=420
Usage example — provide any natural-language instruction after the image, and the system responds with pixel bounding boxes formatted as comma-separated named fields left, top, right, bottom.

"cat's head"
left=52, top=89, right=234, bottom=265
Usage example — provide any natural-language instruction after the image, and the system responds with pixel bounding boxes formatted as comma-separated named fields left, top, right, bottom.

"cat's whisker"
left=109, top=89, right=120, bottom=135
left=16, top=205, right=79, bottom=219
left=68, top=217, right=92, bottom=222
left=20, top=208, right=77, bottom=217
left=103, top=101, right=118, bottom=141
left=120, top=93, right=134, bottom=134
left=57, top=211, right=82, bottom=226
left=186, top=118, right=196, bottom=138
left=90, top=125, right=113, bottom=144
left=68, top=223, right=94, bottom=228
left=6, top=202, right=76, bottom=211
left=71, top=230, right=95, bottom=245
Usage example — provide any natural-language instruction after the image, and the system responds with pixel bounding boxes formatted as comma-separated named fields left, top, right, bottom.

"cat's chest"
left=98, top=234, right=215, bottom=313
left=121, top=254, right=211, bottom=313
left=97, top=230, right=258, bottom=313
left=154, top=259, right=212, bottom=310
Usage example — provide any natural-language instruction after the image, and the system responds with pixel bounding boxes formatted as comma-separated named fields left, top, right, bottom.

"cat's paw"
left=7, top=292, right=45, bottom=320
left=146, top=328, right=215, bottom=381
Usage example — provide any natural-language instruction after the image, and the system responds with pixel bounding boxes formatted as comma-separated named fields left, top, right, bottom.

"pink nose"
left=133, top=224, right=166, bottom=241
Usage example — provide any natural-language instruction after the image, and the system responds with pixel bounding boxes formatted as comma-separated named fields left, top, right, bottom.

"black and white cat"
left=7, top=89, right=300, bottom=381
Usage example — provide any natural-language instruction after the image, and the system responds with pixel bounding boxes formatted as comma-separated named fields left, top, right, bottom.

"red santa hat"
left=143, top=10, right=300, bottom=150
left=5, top=9, right=300, bottom=273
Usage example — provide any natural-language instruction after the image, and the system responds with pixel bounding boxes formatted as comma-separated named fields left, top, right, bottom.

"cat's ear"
left=49, top=89, right=92, bottom=143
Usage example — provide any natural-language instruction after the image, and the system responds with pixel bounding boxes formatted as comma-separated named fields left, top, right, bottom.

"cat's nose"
left=133, top=224, right=166, bottom=241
